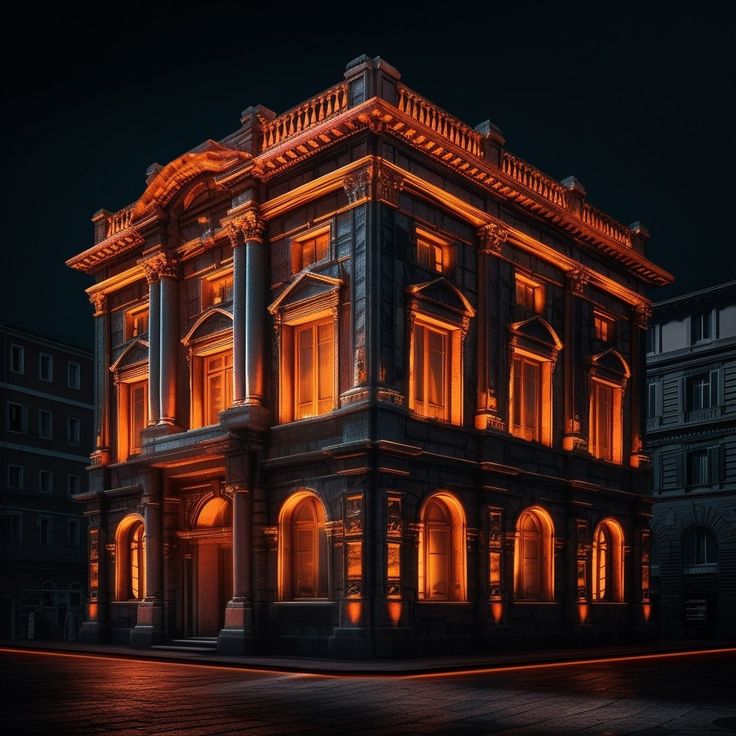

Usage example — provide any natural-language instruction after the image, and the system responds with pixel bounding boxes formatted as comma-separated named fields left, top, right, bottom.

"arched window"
left=418, top=493, right=466, bottom=601
left=195, top=497, right=231, bottom=528
left=682, top=527, right=718, bottom=570
left=514, top=507, right=554, bottom=601
left=278, top=492, right=328, bottom=600
left=115, top=515, right=145, bottom=601
left=592, top=519, right=624, bottom=602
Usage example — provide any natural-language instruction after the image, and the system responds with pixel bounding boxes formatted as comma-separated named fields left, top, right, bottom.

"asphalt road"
left=2, top=649, right=735, bottom=735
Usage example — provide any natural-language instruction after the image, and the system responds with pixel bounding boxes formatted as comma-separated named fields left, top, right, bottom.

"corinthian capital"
left=477, top=222, right=509, bottom=255
left=343, top=167, right=371, bottom=204
left=224, top=208, right=265, bottom=246
left=141, top=253, right=178, bottom=283
left=633, top=301, right=653, bottom=329
left=566, top=267, right=590, bottom=296
left=89, top=292, right=107, bottom=316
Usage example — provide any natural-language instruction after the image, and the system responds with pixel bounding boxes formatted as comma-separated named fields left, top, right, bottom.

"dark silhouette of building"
left=0, top=325, right=92, bottom=640
left=646, top=281, right=736, bottom=640
left=68, top=56, right=673, bottom=657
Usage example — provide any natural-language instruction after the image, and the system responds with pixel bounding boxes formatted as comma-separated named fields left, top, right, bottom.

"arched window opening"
left=592, top=519, right=624, bottom=602
left=418, top=493, right=466, bottom=601
left=514, top=507, right=554, bottom=601
left=115, top=515, right=145, bottom=601
left=195, top=497, right=231, bottom=528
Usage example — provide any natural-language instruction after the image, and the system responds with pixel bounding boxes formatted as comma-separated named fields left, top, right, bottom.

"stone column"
left=230, top=235, right=246, bottom=405
left=143, top=262, right=161, bottom=426
left=89, top=294, right=111, bottom=466
left=630, top=302, right=652, bottom=468
left=475, top=223, right=508, bottom=431
left=158, top=257, right=179, bottom=426
left=243, top=209, right=266, bottom=405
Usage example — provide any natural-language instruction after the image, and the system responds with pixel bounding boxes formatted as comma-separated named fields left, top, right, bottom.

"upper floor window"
left=687, top=449, right=709, bottom=486
left=39, top=470, right=53, bottom=494
left=587, top=349, right=629, bottom=465
left=125, top=306, right=149, bottom=340
left=411, top=321, right=451, bottom=422
left=416, top=228, right=451, bottom=274
left=204, top=351, right=233, bottom=425
left=593, top=311, right=616, bottom=343
left=39, top=409, right=53, bottom=439
left=646, top=324, right=660, bottom=355
left=128, top=381, right=147, bottom=455
left=39, top=353, right=53, bottom=382
left=37, top=514, right=52, bottom=546
left=9, top=344, right=24, bottom=374
left=8, top=465, right=24, bottom=489
left=1, top=512, right=22, bottom=544
left=692, top=310, right=712, bottom=344
left=67, top=416, right=81, bottom=445
left=686, top=370, right=718, bottom=411
left=515, top=273, right=545, bottom=314
left=203, top=270, right=234, bottom=308
left=67, top=474, right=80, bottom=496
left=292, top=228, right=330, bottom=273
left=67, top=361, right=81, bottom=390
left=295, top=319, right=335, bottom=420
left=511, top=354, right=542, bottom=442
left=7, top=402, right=25, bottom=433
left=682, top=527, right=718, bottom=568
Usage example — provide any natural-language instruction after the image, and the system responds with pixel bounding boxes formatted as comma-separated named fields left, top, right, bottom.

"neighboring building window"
left=67, top=416, right=81, bottom=445
left=592, top=519, right=624, bottom=602
left=67, top=475, right=80, bottom=496
left=593, top=311, right=615, bottom=343
left=416, top=229, right=451, bottom=274
left=278, top=493, right=328, bottom=600
left=9, top=344, right=24, bottom=374
left=295, top=319, right=335, bottom=420
left=203, top=270, right=234, bottom=308
left=38, top=515, right=52, bottom=546
left=691, top=310, right=712, bottom=344
left=411, top=321, right=450, bottom=422
left=204, top=351, right=233, bottom=425
left=128, top=380, right=148, bottom=455
left=116, top=516, right=146, bottom=601
left=125, top=306, right=149, bottom=340
left=39, top=352, right=53, bottom=382
left=513, top=507, right=554, bottom=601
left=39, top=410, right=53, bottom=439
left=687, top=449, right=709, bottom=486
left=686, top=371, right=718, bottom=411
left=66, top=519, right=80, bottom=547
left=292, top=228, right=330, bottom=273
left=515, top=273, right=545, bottom=313
left=39, top=470, right=53, bottom=494
left=682, top=527, right=718, bottom=568
left=1, top=512, right=22, bottom=544
left=647, top=381, right=658, bottom=419
left=418, top=493, right=466, bottom=601
left=646, top=325, right=659, bottom=355
left=589, top=380, right=623, bottom=464
left=7, top=402, right=25, bottom=433
left=511, top=355, right=542, bottom=442
left=8, top=465, right=24, bottom=489
left=67, top=361, right=81, bottom=389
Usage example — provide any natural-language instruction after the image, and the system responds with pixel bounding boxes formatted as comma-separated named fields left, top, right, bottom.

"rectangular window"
left=39, top=352, right=53, bottom=382
left=687, top=450, right=709, bottom=486
left=7, top=402, right=24, bottom=433
left=67, top=475, right=80, bottom=496
left=593, top=311, right=615, bottom=342
left=39, top=410, right=53, bottom=439
left=38, top=515, right=52, bottom=546
left=125, top=306, right=149, bottom=340
left=8, top=465, right=24, bottom=489
left=646, top=325, right=658, bottom=355
left=67, top=416, right=81, bottom=445
left=511, top=355, right=541, bottom=441
left=292, top=229, right=330, bottom=273
left=39, top=470, right=53, bottom=494
left=590, top=381, right=615, bottom=462
left=66, top=519, right=80, bottom=547
left=416, top=229, right=450, bottom=274
left=1, top=512, right=22, bottom=544
left=10, top=344, right=24, bottom=374
left=413, top=322, right=450, bottom=421
left=686, top=373, right=718, bottom=411
left=129, top=380, right=148, bottom=455
left=692, top=310, right=712, bottom=344
left=67, top=361, right=81, bottom=389
left=515, top=274, right=545, bottom=313
left=204, top=351, right=233, bottom=425
left=295, top=319, right=335, bottom=419
left=203, top=271, right=234, bottom=308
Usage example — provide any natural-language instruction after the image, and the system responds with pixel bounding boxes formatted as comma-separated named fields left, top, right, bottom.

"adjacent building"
left=646, top=281, right=736, bottom=640
left=67, top=56, right=673, bottom=657
left=0, top=325, right=92, bottom=640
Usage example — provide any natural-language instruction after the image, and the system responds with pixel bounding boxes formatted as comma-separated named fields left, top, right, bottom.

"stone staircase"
left=150, top=636, right=218, bottom=654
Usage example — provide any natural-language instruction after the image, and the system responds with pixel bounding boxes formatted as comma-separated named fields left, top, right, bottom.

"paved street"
left=2, top=649, right=735, bottom=735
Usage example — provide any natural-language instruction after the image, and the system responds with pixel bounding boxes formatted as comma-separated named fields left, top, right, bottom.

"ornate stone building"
left=646, top=281, right=736, bottom=640
left=68, top=56, right=673, bottom=657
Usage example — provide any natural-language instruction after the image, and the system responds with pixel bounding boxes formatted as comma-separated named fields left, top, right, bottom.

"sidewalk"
left=2, top=639, right=732, bottom=676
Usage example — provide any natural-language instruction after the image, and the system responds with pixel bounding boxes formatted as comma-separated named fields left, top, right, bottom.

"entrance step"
left=150, top=636, right=219, bottom=655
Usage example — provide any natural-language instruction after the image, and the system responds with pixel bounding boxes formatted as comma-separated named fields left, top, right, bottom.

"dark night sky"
left=3, top=2, right=734, bottom=350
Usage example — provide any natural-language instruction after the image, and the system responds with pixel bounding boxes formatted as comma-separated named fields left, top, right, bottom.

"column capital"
left=141, top=252, right=178, bottom=283
left=222, top=482, right=249, bottom=498
left=224, top=207, right=265, bottom=246
left=632, top=301, right=653, bottom=329
left=565, top=267, right=590, bottom=296
left=477, top=221, right=509, bottom=255
left=342, top=166, right=371, bottom=204
left=89, top=292, right=107, bottom=316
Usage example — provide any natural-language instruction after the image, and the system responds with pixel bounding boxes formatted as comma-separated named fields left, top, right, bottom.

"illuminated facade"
left=646, top=281, right=736, bottom=640
left=69, top=56, right=672, bottom=656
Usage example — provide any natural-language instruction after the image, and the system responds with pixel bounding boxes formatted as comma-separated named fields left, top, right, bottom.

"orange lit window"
left=515, top=274, right=544, bottom=313
left=203, top=271, right=234, bottom=308
left=413, top=322, right=449, bottom=421
left=204, top=351, right=233, bottom=425
left=511, top=355, right=542, bottom=442
left=129, top=380, right=148, bottom=456
left=115, top=516, right=145, bottom=601
left=592, top=519, right=624, bottom=602
left=514, top=507, right=554, bottom=601
left=589, top=379, right=622, bottom=464
left=292, top=230, right=330, bottom=273
left=130, top=523, right=144, bottom=600
left=416, top=229, right=450, bottom=274
left=295, top=319, right=335, bottom=420
left=594, top=312, right=615, bottom=342
left=125, top=306, right=149, bottom=340
left=290, top=496, right=328, bottom=599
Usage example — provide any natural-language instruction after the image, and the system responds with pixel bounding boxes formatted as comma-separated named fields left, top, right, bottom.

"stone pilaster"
left=89, top=293, right=111, bottom=466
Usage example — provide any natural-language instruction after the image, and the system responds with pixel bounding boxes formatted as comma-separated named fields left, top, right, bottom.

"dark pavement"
left=2, top=648, right=735, bottom=735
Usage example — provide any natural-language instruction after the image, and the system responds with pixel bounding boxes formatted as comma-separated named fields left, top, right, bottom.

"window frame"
left=67, top=416, right=81, bottom=445
left=203, top=349, right=234, bottom=426
left=201, top=267, right=234, bottom=310
left=38, top=409, right=53, bottom=439
left=67, top=474, right=81, bottom=496
left=513, top=507, right=555, bottom=602
left=39, top=352, right=53, bottom=382
left=7, top=402, right=25, bottom=433
left=589, top=377, right=622, bottom=464
left=39, top=469, right=53, bottom=495
left=8, top=464, right=24, bottom=489
left=293, top=317, right=336, bottom=421
left=124, top=304, right=150, bottom=341
left=691, top=310, right=713, bottom=345
left=415, top=227, right=452, bottom=275
left=290, top=224, right=332, bottom=275
left=514, top=273, right=545, bottom=314
left=9, top=343, right=24, bottom=374
left=67, top=361, right=81, bottom=390
left=593, top=310, right=616, bottom=343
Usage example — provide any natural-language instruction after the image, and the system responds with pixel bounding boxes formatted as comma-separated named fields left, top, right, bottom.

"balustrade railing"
left=581, top=203, right=632, bottom=247
left=501, top=153, right=568, bottom=209
left=105, top=203, right=135, bottom=238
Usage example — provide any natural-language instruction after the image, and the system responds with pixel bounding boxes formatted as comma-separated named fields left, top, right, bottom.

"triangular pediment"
left=509, top=316, right=563, bottom=351
left=407, top=277, right=476, bottom=317
left=182, top=308, right=233, bottom=346
left=110, top=339, right=149, bottom=372
left=268, top=271, right=342, bottom=314
left=591, top=348, right=630, bottom=379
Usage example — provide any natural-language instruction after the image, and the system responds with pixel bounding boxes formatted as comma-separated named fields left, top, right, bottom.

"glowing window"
left=204, top=271, right=234, bottom=308
left=589, top=380, right=622, bottom=464
left=511, top=355, right=542, bottom=442
left=116, top=516, right=145, bottom=601
left=130, top=523, right=144, bottom=600
left=416, top=230, right=450, bottom=274
left=514, top=508, right=554, bottom=601
left=593, top=312, right=615, bottom=342
left=125, top=306, right=149, bottom=340
left=292, top=230, right=330, bottom=273
left=129, top=380, right=148, bottom=456
left=204, top=351, right=233, bottom=425
left=592, top=519, right=624, bottom=602
left=412, top=322, right=449, bottom=422
left=295, top=319, right=335, bottom=420
left=515, top=274, right=545, bottom=313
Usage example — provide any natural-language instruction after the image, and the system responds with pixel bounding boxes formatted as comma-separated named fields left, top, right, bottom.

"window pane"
left=427, top=330, right=445, bottom=408
left=522, top=361, right=539, bottom=439
left=427, top=527, right=449, bottom=599
left=414, top=326, right=425, bottom=403
left=317, top=324, right=333, bottom=406
left=130, top=382, right=147, bottom=453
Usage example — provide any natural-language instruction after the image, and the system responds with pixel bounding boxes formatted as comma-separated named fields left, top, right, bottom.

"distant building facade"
left=646, top=282, right=736, bottom=640
left=68, top=56, right=672, bottom=657
left=0, top=325, right=92, bottom=640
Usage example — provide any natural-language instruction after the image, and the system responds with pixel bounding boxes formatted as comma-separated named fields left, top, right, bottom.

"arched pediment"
left=182, top=308, right=233, bottom=346
left=509, top=315, right=563, bottom=351
left=407, top=278, right=476, bottom=318
left=110, top=339, right=149, bottom=372
left=590, top=348, right=631, bottom=380
left=132, top=142, right=251, bottom=217
left=268, top=271, right=342, bottom=315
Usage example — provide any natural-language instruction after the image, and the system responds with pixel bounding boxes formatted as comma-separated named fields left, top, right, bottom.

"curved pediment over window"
left=509, top=315, right=563, bottom=358
left=110, top=339, right=149, bottom=373
left=268, top=270, right=342, bottom=321
left=182, top=308, right=233, bottom=347
left=590, top=348, right=631, bottom=385
left=407, top=277, right=476, bottom=327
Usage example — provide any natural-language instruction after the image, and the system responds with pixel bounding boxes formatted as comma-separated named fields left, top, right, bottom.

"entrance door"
left=196, top=543, right=232, bottom=636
